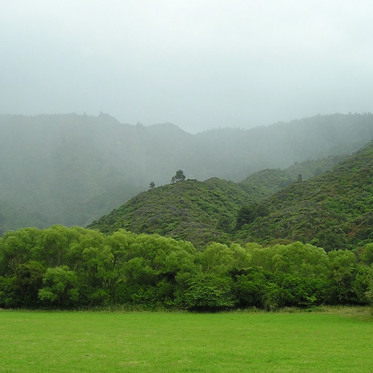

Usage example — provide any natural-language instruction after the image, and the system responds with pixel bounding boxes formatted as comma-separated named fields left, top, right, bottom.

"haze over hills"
left=1, top=112, right=373, bottom=234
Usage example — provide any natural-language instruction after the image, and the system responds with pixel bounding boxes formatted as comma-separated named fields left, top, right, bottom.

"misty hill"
left=87, top=178, right=251, bottom=246
left=1, top=112, right=373, bottom=233
left=237, top=141, right=373, bottom=250
left=238, top=154, right=347, bottom=201
left=193, top=113, right=373, bottom=180
left=87, top=153, right=350, bottom=246
left=0, top=200, right=48, bottom=235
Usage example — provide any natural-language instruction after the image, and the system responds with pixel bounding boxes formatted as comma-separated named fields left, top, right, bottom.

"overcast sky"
left=1, top=0, right=373, bottom=133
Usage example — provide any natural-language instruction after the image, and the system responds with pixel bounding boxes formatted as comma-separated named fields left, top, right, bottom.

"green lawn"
left=0, top=308, right=372, bottom=372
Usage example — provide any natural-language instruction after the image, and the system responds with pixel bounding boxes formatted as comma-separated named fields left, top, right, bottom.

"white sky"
left=1, top=0, right=373, bottom=132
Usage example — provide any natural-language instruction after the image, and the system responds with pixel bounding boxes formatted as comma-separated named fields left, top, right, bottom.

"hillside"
left=238, top=154, right=347, bottom=201
left=87, top=154, right=351, bottom=246
left=1, top=112, right=373, bottom=232
left=237, top=142, right=373, bottom=250
left=88, top=178, right=252, bottom=246
left=194, top=113, right=373, bottom=180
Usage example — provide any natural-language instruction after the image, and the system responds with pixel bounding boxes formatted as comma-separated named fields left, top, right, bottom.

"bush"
left=38, top=266, right=79, bottom=308
left=183, top=273, right=235, bottom=312
left=0, top=276, right=16, bottom=308
left=232, top=268, right=267, bottom=308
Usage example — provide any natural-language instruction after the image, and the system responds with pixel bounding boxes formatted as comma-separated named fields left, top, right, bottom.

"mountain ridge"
left=1, top=112, right=373, bottom=233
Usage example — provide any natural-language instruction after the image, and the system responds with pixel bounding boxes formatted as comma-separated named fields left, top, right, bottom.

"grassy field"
left=0, top=308, right=372, bottom=372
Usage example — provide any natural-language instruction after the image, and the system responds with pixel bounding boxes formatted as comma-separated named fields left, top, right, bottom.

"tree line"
left=0, top=226, right=372, bottom=311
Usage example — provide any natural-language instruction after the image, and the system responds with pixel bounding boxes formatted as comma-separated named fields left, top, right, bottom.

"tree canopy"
left=0, top=226, right=372, bottom=311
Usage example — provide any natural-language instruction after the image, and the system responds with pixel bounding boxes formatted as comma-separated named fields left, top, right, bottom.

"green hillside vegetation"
left=237, top=142, right=373, bottom=250
left=88, top=178, right=252, bottom=246
left=238, top=154, right=347, bottom=201
left=284, top=154, right=348, bottom=179
left=89, top=153, right=351, bottom=247
left=1, top=112, right=373, bottom=233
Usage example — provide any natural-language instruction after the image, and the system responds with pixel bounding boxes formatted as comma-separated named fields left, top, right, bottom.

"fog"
left=1, top=0, right=373, bottom=133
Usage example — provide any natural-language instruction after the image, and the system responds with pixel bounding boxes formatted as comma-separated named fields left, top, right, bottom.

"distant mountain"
left=0, top=114, right=146, bottom=229
left=1, top=112, right=373, bottom=233
left=88, top=178, right=251, bottom=247
left=237, top=141, right=373, bottom=250
left=193, top=113, right=373, bottom=180
left=0, top=199, right=48, bottom=235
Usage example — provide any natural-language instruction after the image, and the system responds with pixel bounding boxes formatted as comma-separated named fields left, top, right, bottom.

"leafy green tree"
left=171, top=170, right=186, bottom=183
left=262, top=282, right=282, bottom=311
left=0, top=276, right=16, bottom=308
left=183, top=273, right=235, bottom=311
left=326, top=250, right=359, bottom=304
left=66, top=227, right=106, bottom=269
left=13, top=261, right=45, bottom=307
left=243, top=242, right=329, bottom=307
left=247, top=242, right=329, bottom=279
left=113, top=233, right=196, bottom=306
left=352, top=266, right=372, bottom=304
left=79, top=246, right=115, bottom=305
left=365, top=267, right=373, bottom=309
left=118, top=257, right=158, bottom=305
left=232, top=267, right=267, bottom=308
left=199, top=243, right=234, bottom=274
left=273, top=273, right=323, bottom=307
left=37, top=225, right=81, bottom=267
left=0, top=227, right=42, bottom=275
left=230, top=243, right=253, bottom=270
left=38, top=266, right=79, bottom=308
left=359, top=243, right=373, bottom=265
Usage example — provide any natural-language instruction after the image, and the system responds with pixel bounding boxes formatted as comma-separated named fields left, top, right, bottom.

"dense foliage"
left=88, top=178, right=252, bottom=246
left=0, top=226, right=372, bottom=311
left=237, top=141, right=373, bottom=250
left=238, top=154, right=347, bottom=201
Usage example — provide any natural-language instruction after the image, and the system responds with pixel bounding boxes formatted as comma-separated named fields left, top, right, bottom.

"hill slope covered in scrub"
left=88, top=178, right=252, bottom=246
left=88, top=152, right=357, bottom=247
left=237, top=141, right=373, bottom=250
left=238, top=154, right=347, bottom=201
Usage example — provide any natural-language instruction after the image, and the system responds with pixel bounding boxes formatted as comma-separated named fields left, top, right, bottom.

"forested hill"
left=237, top=141, right=373, bottom=250
left=238, top=154, right=347, bottom=201
left=1, top=112, right=373, bottom=232
left=87, top=154, right=351, bottom=246
left=88, top=178, right=251, bottom=246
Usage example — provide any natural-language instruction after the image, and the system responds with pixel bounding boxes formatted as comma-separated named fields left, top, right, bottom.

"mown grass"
left=0, top=307, right=372, bottom=372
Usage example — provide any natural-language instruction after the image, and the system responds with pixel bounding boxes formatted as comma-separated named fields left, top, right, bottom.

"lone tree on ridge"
left=171, top=170, right=186, bottom=183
